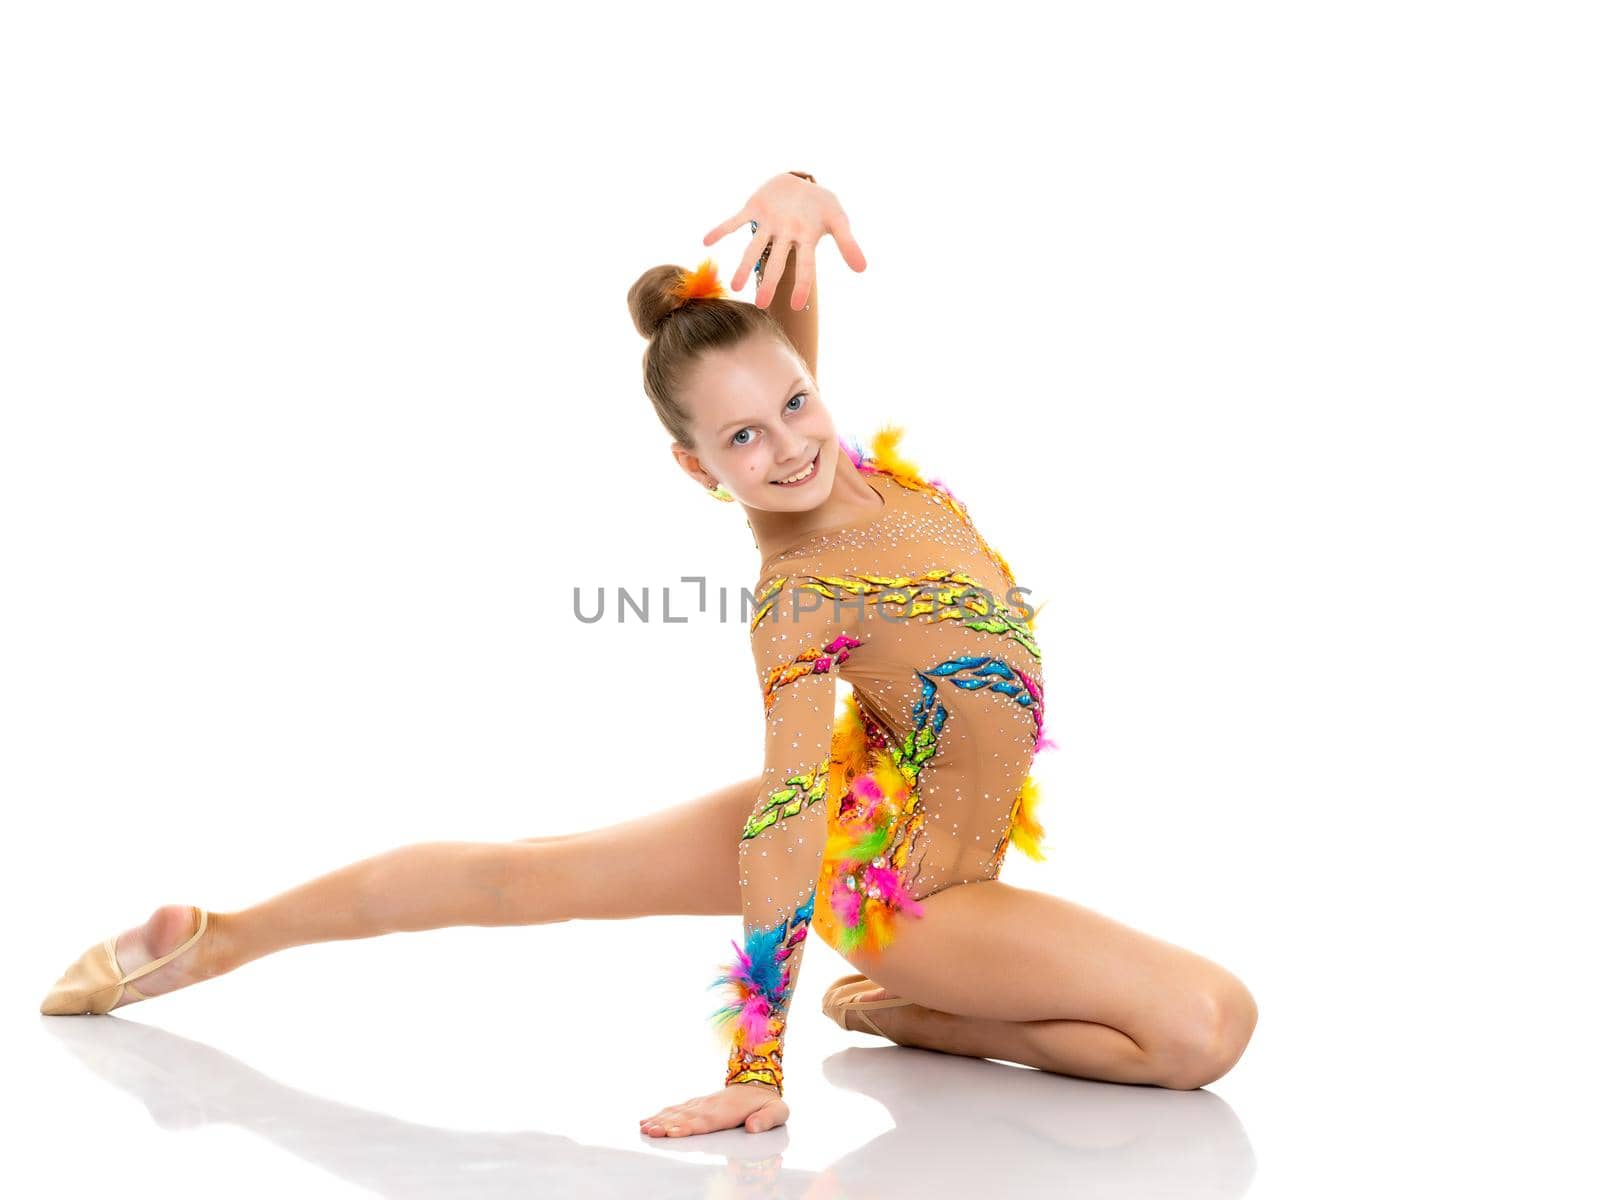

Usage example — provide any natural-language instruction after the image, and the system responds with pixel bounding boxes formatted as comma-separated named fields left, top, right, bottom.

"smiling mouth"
left=770, top=450, right=819, bottom=487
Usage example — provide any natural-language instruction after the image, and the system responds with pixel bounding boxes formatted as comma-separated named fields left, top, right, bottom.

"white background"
left=3, top=3, right=1595, bottom=1197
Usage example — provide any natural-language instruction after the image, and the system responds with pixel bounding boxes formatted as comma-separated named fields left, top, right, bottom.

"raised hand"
left=702, top=172, right=868, bottom=311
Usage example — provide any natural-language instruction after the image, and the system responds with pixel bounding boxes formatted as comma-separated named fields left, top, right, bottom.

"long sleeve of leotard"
left=709, top=591, right=857, bottom=1095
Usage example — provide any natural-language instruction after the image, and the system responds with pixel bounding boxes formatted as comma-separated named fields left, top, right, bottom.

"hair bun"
left=626, top=258, right=730, bottom=339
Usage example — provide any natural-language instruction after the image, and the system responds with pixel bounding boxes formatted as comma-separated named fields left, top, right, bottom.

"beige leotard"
left=709, top=429, right=1051, bottom=1095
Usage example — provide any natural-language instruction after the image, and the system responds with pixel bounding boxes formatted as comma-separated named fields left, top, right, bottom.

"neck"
left=744, top=452, right=881, bottom=560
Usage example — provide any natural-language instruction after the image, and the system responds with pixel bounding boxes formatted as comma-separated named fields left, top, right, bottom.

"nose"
left=775, top=429, right=809, bottom=468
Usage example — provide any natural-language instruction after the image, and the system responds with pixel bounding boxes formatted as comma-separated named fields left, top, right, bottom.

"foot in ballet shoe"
left=822, top=973, right=918, bottom=1040
left=39, top=904, right=223, bottom=1015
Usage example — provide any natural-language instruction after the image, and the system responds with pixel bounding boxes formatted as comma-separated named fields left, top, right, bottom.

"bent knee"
left=1148, top=973, right=1258, bottom=1090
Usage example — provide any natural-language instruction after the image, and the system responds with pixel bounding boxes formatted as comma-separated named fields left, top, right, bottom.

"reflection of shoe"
left=40, top=906, right=209, bottom=1015
left=822, top=972, right=915, bottom=1038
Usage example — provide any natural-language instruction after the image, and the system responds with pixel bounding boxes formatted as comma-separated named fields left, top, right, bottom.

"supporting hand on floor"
left=639, top=1083, right=789, bottom=1137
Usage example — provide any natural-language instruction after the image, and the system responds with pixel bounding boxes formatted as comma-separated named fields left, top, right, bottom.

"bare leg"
left=93, top=775, right=762, bottom=1008
left=834, top=880, right=1258, bottom=1090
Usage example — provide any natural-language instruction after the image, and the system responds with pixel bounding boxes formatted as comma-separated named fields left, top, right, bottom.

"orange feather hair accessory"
left=670, top=257, right=729, bottom=303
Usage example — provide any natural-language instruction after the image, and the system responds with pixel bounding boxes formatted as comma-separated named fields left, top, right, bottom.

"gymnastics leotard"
left=709, top=426, right=1055, bottom=1095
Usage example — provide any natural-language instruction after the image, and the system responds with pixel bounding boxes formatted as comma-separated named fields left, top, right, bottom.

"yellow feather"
left=865, top=904, right=894, bottom=952
left=828, top=693, right=872, bottom=800
left=1007, top=775, right=1048, bottom=862
left=867, top=424, right=924, bottom=485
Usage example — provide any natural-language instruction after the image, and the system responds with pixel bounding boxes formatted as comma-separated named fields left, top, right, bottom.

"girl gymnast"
left=40, top=169, right=1257, bottom=1138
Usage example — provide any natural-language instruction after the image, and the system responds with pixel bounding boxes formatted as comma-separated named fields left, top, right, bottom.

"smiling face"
left=672, top=335, right=842, bottom=512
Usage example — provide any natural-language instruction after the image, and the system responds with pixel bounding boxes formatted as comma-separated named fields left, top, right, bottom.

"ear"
left=671, top=441, right=717, bottom=490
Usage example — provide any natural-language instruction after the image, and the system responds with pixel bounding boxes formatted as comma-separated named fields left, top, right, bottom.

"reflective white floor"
left=10, top=916, right=1586, bottom=1199
left=21, top=1013, right=1254, bottom=1199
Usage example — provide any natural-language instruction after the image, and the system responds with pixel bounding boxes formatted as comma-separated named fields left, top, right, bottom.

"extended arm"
left=709, top=594, right=857, bottom=1094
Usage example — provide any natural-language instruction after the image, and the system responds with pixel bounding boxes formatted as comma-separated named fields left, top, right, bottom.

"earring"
left=708, top=481, right=735, bottom=502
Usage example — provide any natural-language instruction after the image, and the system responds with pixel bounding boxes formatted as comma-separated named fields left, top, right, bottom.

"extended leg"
left=80, top=775, right=763, bottom=1007
left=233, top=772, right=761, bottom=956
left=836, top=880, right=1258, bottom=1090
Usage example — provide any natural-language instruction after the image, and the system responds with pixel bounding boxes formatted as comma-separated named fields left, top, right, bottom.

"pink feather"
left=736, top=994, right=774, bottom=1046
left=864, top=864, right=926, bottom=916
left=850, top=775, right=884, bottom=804
left=720, top=942, right=752, bottom=985
left=831, top=876, right=862, bottom=925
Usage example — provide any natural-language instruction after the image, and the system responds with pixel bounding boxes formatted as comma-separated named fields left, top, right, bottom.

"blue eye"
left=730, top=393, right=807, bottom=447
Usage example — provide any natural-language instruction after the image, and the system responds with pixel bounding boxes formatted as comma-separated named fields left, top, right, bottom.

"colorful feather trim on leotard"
left=708, top=890, right=813, bottom=1047
left=1006, top=775, right=1048, bottom=862
left=707, top=890, right=815, bottom=1092
left=812, top=694, right=930, bottom=956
